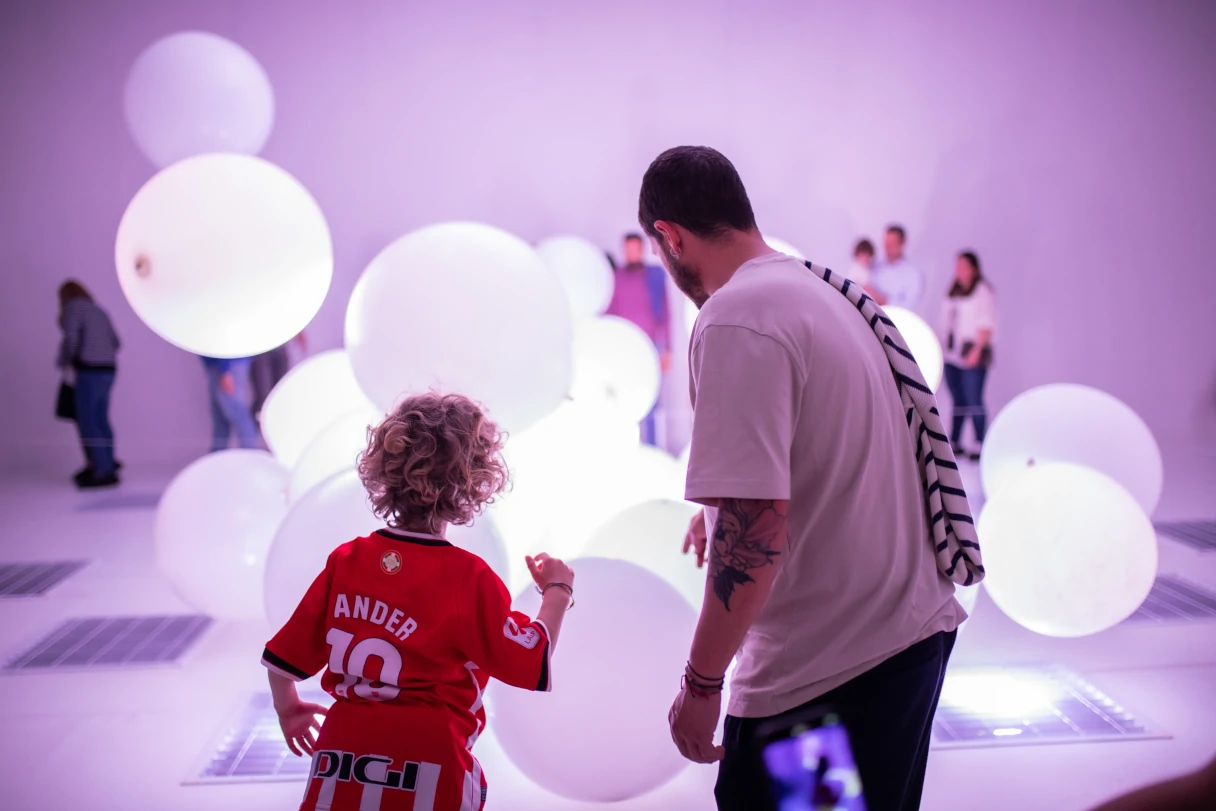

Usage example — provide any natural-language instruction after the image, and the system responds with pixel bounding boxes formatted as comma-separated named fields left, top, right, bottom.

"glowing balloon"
left=487, top=558, right=693, bottom=802
left=265, top=471, right=509, bottom=628
left=977, top=462, right=1157, bottom=637
left=124, top=31, right=274, bottom=168
left=584, top=500, right=705, bottom=608
left=887, top=306, right=943, bottom=391
left=955, top=582, right=981, bottom=632
left=115, top=154, right=332, bottom=358
left=570, top=315, right=661, bottom=422
left=156, top=450, right=288, bottom=620
left=260, top=350, right=378, bottom=469
left=345, top=223, right=572, bottom=432
left=287, top=406, right=383, bottom=502
left=764, top=235, right=806, bottom=260
left=536, top=235, right=614, bottom=324
left=981, top=384, right=1163, bottom=513
left=488, top=401, right=639, bottom=575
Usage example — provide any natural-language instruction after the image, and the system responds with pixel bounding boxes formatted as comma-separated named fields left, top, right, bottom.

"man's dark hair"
left=623, top=232, right=644, bottom=244
left=853, top=238, right=875, bottom=258
left=886, top=224, right=907, bottom=242
left=638, top=146, right=757, bottom=240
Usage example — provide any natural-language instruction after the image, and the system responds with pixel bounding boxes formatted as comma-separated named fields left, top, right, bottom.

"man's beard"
left=659, top=243, right=709, bottom=309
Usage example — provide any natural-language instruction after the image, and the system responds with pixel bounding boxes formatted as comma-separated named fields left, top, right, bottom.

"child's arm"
left=527, top=553, right=574, bottom=650
left=268, top=669, right=328, bottom=757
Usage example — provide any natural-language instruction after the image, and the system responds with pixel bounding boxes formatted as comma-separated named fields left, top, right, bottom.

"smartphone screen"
left=760, top=711, right=867, bottom=811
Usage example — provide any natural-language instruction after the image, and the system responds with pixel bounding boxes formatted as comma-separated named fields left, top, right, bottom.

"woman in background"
left=56, top=280, right=121, bottom=488
left=940, top=251, right=996, bottom=461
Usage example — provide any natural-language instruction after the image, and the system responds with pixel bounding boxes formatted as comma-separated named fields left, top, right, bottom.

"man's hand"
left=660, top=350, right=673, bottom=373
left=683, top=510, right=708, bottom=568
left=669, top=682, right=725, bottom=763
left=276, top=700, right=327, bottom=757
left=220, top=371, right=236, bottom=396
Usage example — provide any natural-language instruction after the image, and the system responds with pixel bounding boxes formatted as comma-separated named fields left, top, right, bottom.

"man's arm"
left=687, top=497, right=790, bottom=680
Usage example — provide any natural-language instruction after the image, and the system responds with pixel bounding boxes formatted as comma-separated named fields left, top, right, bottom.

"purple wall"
left=2, top=0, right=1214, bottom=472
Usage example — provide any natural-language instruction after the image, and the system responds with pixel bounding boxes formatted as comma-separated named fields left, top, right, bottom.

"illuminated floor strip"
left=931, top=665, right=1165, bottom=749
left=190, top=690, right=333, bottom=783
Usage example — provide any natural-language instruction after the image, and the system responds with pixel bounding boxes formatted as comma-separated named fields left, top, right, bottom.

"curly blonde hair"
left=358, top=393, right=510, bottom=533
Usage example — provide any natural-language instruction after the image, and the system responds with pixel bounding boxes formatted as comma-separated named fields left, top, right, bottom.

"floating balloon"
left=977, top=462, right=1157, bottom=637
left=569, top=315, right=661, bottom=422
left=584, top=500, right=705, bottom=608
left=536, top=235, right=614, bottom=324
left=124, top=31, right=274, bottom=168
left=345, top=223, right=572, bottom=432
left=265, top=471, right=509, bottom=628
left=764, top=235, right=807, bottom=260
left=156, top=450, right=288, bottom=620
left=955, top=582, right=981, bottom=632
left=980, top=384, right=1163, bottom=513
left=886, top=306, right=943, bottom=391
left=487, top=401, right=639, bottom=577
left=287, top=405, right=384, bottom=502
left=115, top=154, right=332, bottom=358
left=487, top=558, right=693, bottom=802
left=260, top=350, right=378, bottom=469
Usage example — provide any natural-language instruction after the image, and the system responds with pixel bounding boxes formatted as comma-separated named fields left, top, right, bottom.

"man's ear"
left=653, top=221, right=682, bottom=257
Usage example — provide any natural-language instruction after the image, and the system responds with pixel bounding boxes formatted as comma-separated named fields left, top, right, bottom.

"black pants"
left=716, top=630, right=956, bottom=811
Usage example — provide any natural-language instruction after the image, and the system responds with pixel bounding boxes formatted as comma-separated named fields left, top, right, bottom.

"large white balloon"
left=156, top=450, right=288, bottom=620
left=570, top=315, right=662, bottom=422
left=115, top=154, right=332, bottom=358
left=287, top=406, right=384, bottom=502
left=261, top=350, right=378, bottom=469
left=764, top=235, right=806, bottom=260
left=124, top=31, right=274, bottom=168
left=584, top=500, right=705, bottom=608
left=977, top=462, right=1157, bottom=637
left=265, top=471, right=509, bottom=628
left=536, top=235, right=614, bottom=324
left=488, top=401, right=639, bottom=574
left=886, top=306, right=944, bottom=391
left=487, top=558, right=693, bottom=802
left=980, top=384, right=1163, bottom=513
left=346, top=223, right=572, bottom=432
left=955, top=582, right=981, bottom=632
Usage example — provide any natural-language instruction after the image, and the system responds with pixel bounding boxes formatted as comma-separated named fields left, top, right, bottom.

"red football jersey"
left=262, top=528, right=551, bottom=811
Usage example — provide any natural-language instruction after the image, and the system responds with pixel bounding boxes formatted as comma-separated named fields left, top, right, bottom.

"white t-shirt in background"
left=686, top=252, right=964, bottom=719
left=940, top=281, right=997, bottom=365
left=873, top=257, right=924, bottom=309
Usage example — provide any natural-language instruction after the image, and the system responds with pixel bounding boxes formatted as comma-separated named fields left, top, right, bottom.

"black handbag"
left=56, top=381, right=76, bottom=421
left=960, top=341, right=994, bottom=367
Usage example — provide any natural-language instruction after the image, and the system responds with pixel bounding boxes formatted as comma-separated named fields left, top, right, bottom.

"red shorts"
left=298, top=703, right=486, bottom=811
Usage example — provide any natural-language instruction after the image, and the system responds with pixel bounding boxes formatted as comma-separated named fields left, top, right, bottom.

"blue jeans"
left=75, top=369, right=116, bottom=475
left=206, top=360, right=259, bottom=452
left=943, top=363, right=988, bottom=446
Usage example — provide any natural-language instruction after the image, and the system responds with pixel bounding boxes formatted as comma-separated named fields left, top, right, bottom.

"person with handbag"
left=940, top=251, right=996, bottom=461
left=56, top=280, right=121, bottom=488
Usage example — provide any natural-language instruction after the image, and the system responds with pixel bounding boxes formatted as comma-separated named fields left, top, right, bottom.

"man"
left=201, top=356, right=259, bottom=452
left=638, top=147, right=966, bottom=811
left=606, top=232, right=671, bottom=445
left=872, top=224, right=924, bottom=310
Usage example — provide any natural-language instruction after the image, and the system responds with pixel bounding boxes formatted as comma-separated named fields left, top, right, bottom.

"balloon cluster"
left=977, top=384, right=1162, bottom=637
left=117, top=32, right=703, bottom=804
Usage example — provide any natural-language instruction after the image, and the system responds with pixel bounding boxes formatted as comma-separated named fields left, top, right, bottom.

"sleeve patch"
left=502, top=617, right=541, bottom=650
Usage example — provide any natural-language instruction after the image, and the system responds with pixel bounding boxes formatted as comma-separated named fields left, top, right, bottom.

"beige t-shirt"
left=686, top=253, right=965, bottom=718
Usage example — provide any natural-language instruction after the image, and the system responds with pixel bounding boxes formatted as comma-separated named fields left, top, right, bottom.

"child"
left=262, top=392, right=575, bottom=811
left=847, top=238, right=887, bottom=305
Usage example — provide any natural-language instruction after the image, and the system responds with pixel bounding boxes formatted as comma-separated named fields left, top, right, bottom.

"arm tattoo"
left=709, top=499, right=787, bottom=611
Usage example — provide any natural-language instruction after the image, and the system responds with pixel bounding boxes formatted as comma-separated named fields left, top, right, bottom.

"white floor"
left=0, top=446, right=1213, bottom=811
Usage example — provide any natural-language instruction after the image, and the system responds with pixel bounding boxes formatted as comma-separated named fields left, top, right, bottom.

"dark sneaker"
left=77, top=472, right=120, bottom=489
left=73, top=466, right=93, bottom=483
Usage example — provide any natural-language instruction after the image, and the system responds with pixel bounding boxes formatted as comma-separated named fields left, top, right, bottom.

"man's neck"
left=701, top=231, right=776, bottom=296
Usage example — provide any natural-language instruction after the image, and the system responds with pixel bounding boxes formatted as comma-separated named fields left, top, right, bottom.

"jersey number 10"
left=326, top=627, right=402, bottom=701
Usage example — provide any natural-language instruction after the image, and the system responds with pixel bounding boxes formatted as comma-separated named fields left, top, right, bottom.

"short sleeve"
left=974, top=284, right=997, bottom=332
left=686, top=325, right=799, bottom=503
left=262, top=560, right=332, bottom=681
left=461, top=565, right=552, bottom=692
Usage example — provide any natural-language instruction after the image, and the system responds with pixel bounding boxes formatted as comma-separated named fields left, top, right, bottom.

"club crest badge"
left=380, top=550, right=402, bottom=575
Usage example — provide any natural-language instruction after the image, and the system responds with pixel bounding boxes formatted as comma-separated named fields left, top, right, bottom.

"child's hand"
left=277, top=700, right=328, bottom=757
left=526, top=553, right=574, bottom=590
